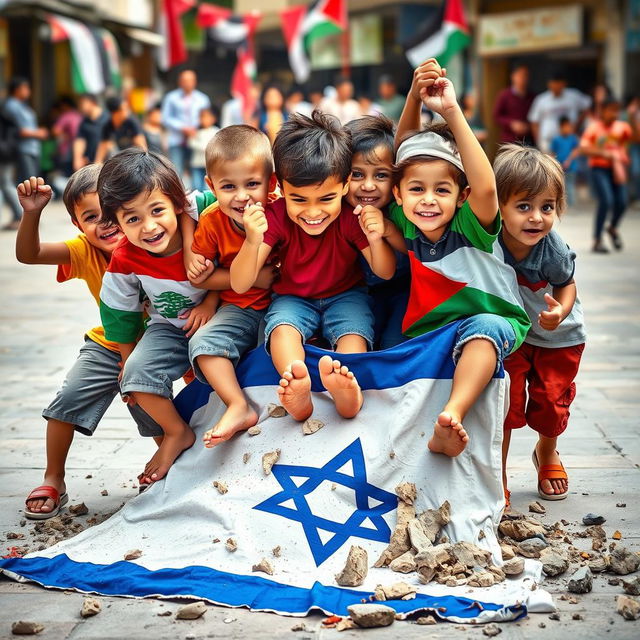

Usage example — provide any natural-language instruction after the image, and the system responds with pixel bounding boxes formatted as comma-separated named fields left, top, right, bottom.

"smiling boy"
left=230, top=111, right=395, bottom=421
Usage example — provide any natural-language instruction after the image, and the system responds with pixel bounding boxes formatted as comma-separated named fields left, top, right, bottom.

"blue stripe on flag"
left=175, top=320, right=504, bottom=424
left=0, top=555, right=525, bottom=621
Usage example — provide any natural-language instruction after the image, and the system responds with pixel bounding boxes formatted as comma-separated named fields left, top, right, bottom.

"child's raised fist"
left=243, top=202, right=268, bottom=246
left=17, top=176, right=52, bottom=215
left=410, top=58, right=445, bottom=102
left=354, top=204, right=385, bottom=242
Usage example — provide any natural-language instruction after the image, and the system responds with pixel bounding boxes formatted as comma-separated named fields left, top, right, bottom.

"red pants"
left=504, top=342, right=585, bottom=438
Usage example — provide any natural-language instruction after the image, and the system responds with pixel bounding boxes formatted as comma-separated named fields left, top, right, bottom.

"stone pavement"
left=0, top=199, right=638, bottom=639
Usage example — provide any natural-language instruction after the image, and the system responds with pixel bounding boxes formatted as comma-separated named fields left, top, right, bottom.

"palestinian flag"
left=280, top=0, right=347, bottom=84
left=405, top=0, right=470, bottom=68
left=157, top=0, right=194, bottom=71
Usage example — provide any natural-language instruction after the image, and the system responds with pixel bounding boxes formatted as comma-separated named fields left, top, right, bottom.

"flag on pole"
left=280, top=0, right=347, bottom=84
left=157, top=0, right=194, bottom=71
left=405, top=0, right=470, bottom=69
left=100, top=29, right=122, bottom=90
left=197, top=3, right=247, bottom=49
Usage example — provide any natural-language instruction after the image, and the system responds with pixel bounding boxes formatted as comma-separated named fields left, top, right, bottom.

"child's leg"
left=429, top=314, right=516, bottom=457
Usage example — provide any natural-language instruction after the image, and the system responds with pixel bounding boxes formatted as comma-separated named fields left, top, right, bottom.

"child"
left=386, top=62, right=530, bottom=457
left=98, top=149, right=217, bottom=484
left=495, top=145, right=586, bottom=503
left=230, top=111, right=396, bottom=421
left=142, top=103, right=167, bottom=156
left=188, top=107, right=219, bottom=192
left=550, top=116, right=580, bottom=207
left=15, top=167, right=161, bottom=519
left=344, top=115, right=410, bottom=349
left=185, top=126, right=277, bottom=447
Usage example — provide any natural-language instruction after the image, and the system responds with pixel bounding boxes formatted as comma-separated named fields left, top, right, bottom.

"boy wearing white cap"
left=384, top=61, right=530, bottom=457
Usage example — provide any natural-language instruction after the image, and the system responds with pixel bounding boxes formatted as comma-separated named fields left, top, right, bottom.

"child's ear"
left=268, top=172, right=277, bottom=195
left=71, top=217, right=81, bottom=230
left=204, top=174, right=215, bottom=194
left=341, top=176, right=351, bottom=196
left=457, top=186, right=471, bottom=207
left=392, top=184, right=402, bottom=206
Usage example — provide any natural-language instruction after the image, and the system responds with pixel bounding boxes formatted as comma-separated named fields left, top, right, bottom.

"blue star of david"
left=253, top=438, right=398, bottom=566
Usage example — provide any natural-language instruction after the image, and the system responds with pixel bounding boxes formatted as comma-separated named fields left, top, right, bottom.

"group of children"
left=17, top=59, right=584, bottom=519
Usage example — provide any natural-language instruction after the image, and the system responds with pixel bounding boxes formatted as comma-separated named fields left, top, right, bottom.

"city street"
left=0, top=197, right=638, bottom=639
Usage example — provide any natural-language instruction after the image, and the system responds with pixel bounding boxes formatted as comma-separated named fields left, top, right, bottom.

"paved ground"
left=0, top=198, right=638, bottom=639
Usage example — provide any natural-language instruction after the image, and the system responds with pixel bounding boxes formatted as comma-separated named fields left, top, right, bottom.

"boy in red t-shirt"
left=231, top=111, right=396, bottom=421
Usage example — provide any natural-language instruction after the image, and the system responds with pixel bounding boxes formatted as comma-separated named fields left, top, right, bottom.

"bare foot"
left=277, top=360, right=313, bottom=421
left=140, top=427, right=196, bottom=484
left=203, top=403, right=258, bottom=448
left=428, top=411, right=469, bottom=457
left=318, top=355, right=363, bottom=419
left=536, top=444, right=568, bottom=496
left=25, top=476, right=66, bottom=514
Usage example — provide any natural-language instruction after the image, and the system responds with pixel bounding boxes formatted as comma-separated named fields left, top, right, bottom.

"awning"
left=124, top=26, right=164, bottom=47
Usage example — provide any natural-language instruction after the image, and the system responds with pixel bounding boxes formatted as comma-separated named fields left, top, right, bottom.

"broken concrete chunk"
left=247, top=426, right=261, bottom=436
left=225, top=538, right=238, bottom=552
left=290, top=622, right=307, bottom=631
left=347, top=604, right=395, bottom=628
left=588, top=556, right=608, bottom=573
left=498, top=519, right=545, bottom=541
left=176, top=601, right=207, bottom=620
left=622, top=576, right=640, bottom=596
left=80, top=598, right=101, bottom=618
left=373, top=502, right=414, bottom=567
left=302, top=418, right=325, bottom=435
left=408, top=518, right=432, bottom=554
left=272, top=546, right=281, bottom=558
left=609, top=547, right=640, bottom=575
left=567, top=567, right=593, bottom=594
left=616, top=595, right=640, bottom=620
left=262, top=449, right=281, bottom=475
left=11, top=621, right=44, bottom=635
left=388, top=550, right=417, bottom=574
left=448, top=541, right=491, bottom=568
left=416, top=615, right=437, bottom=625
left=124, top=549, right=142, bottom=561
left=213, top=481, right=228, bottom=495
left=395, top=482, right=417, bottom=505
left=336, top=619, right=358, bottom=631
left=502, top=557, right=525, bottom=576
left=540, top=549, right=569, bottom=577
left=528, top=501, right=546, bottom=514
left=252, top=558, right=274, bottom=576
left=416, top=501, right=450, bottom=543
left=516, top=537, right=548, bottom=559
left=500, top=543, right=516, bottom=561
left=373, top=582, right=416, bottom=601
left=582, top=513, right=606, bottom=526
left=483, top=623, right=502, bottom=637
left=267, top=403, right=287, bottom=418
left=6, top=532, right=24, bottom=539
left=335, top=545, right=368, bottom=587
left=68, top=503, right=89, bottom=516
left=612, top=530, right=623, bottom=540
left=242, top=453, right=250, bottom=464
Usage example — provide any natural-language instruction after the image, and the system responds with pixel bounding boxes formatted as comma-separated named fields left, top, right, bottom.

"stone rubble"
left=262, top=449, right=281, bottom=475
left=616, top=595, right=640, bottom=620
left=11, top=621, right=45, bottom=635
left=335, top=545, right=368, bottom=587
left=302, top=418, right=325, bottom=435
left=175, top=601, right=207, bottom=620
left=347, top=604, right=396, bottom=628
left=80, top=597, right=101, bottom=618
left=252, top=558, right=274, bottom=575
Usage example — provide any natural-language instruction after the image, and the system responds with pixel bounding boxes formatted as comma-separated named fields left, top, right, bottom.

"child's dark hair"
left=98, top=149, right=188, bottom=226
left=393, top=122, right=468, bottom=191
left=63, top=164, right=102, bottom=221
left=344, top=114, right=395, bottom=164
left=494, top=143, right=566, bottom=215
left=273, top=110, right=352, bottom=187
left=558, top=115, right=572, bottom=127
left=105, top=96, right=124, bottom=113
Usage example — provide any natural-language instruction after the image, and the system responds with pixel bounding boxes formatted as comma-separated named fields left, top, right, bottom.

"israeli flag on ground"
left=0, top=322, right=553, bottom=623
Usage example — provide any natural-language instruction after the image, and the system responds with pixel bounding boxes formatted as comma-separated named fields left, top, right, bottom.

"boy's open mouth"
left=143, top=231, right=165, bottom=245
left=415, top=210, right=440, bottom=219
left=300, top=216, right=328, bottom=227
left=523, top=228, right=543, bottom=235
left=356, top=195, right=380, bottom=205
left=99, top=228, right=121, bottom=241
left=232, top=206, right=247, bottom=215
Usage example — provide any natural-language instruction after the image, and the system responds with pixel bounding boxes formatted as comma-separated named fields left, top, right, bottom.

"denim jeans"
left=0, top=162, right=21, bottom=222
left=591, top=167, right=627, bottom=241
left=564, top=171, right=576, bottom=207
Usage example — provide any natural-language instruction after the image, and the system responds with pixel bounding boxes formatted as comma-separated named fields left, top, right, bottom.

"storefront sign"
left=478, top=5, right=583, bottom=56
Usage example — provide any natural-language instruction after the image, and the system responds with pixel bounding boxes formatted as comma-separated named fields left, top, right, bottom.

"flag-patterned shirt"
left=389, top=201, right=531, bottom=347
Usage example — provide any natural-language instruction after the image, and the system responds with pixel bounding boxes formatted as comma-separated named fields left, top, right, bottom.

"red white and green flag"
left=280, top=0, right=347, bottom=84
left=405, top=0, right=470, bottom=68
left=157, top=0, right=194, bottom=71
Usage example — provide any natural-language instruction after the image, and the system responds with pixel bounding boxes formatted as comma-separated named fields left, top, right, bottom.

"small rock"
left=395, top=482, right=417, bottom=505
left=540, top=549, right=569, bottom=577
left=608, top=577, right=621, bottom=586
left=335, top=545, right=368, bottom=587
left=609, top=547, right=640, bottom=575
left=588, top=556, right=608, bottom=573
left=291, top=622, right=307, bottom=631
left=408, top=518, right=433, bottom=554
left=567, top=566, right=593, bottom=594
left=528, top=501, right=546, bottom=514
left=124, top=549, right=142, bottom=561
left=247, top=426, right=261, bottom=436
left=616, top=503, right=627, bottom=508
left=500, top=543, right=516, bottom=560
left=223, top=617, right=236, bottom=623
left=242, top=453, right=250, bottom=464
left=612, top=530, right=622, bottom=540
left=483, top=623, right=502, bottom=637
left=617, top=595, right=640, bottom=620
left=225, top=538, right=237, bottom=552
left=539, top=622, right=546, bottom=628
left=252, top=558, right=274, bottom=575
left=549, top=612, right=560, bottom=621
left=11, top=621, right=44, bottom=635
left=213, top=481, right=228, bottom=495
left=516, top=537, right=548, bottom=558
left=330, top=483, right=337, bottom=491
left=68, top=503, right=89, bottom=516
left=572, top=613, right=583, bottom=621
left=80, top=597, right=101, bottom=618
left=498, top=519, right=545, bottom=541
left=502, top=557, right=525, bottom=576
left=388, top=550, right=416, bottom=574
left=267, top=403, right=287, bottom=418
left=262, top=449, right=280, bottom=475
left=582, top=513, right=605, bottom=526
left=157, top=610, right=172, bottom=616
left=336, top=619, right=358, bottom=631
left=176, top=601, right=207, bottom=620
left=416, top=615, right=437, bottom=625
left=100, top=489, right=108, bottom=496
left=417, top=501, right=451, bottom=543
left=19, top=519, right=26, bottom=527
left=347, top=604, right=395, bottom=628
left=302, top=418, right=325, bottom=435
left=85, top=474, right=92, bottom=479
left=373, top=582, right=416, bottom=601
left=272, top=546, right=281, bottom=558
left=6, top=532, right=24, bottom=540
left=622, top=576, right=640, bottom=596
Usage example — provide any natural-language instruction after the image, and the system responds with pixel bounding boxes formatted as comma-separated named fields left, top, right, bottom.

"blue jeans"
left=0, top=162, right=21, bottom=222
left=168, top=145, right=193, bottom=188
left=452, top=314, right=517, bottom=372
left=591, top=167, right=627, bottom=241
left=564, top=171, right=576, bottom=207
left=264, top=287, right=375, bottom=350
left=629, top=144, right=640, bottom=201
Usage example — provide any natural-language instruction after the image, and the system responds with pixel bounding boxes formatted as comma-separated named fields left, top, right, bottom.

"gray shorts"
left=43, top=338, right=163, bottom=437
left=188, top=304, right=265, bottom=383
left=120, top=323, right=191, bottom=399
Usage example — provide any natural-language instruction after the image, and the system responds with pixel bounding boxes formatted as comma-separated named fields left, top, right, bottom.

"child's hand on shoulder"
left=421, top=75, right=458, bottom=118
left=255, top=263, right=279, bottom=289
left=354, top=204, right=385, bottom=243
left=538, top=293, right=563, bottom=331
left=187, top=253, right=214, bottom=284
left=410, top=58, right=444, bottom=102
left=243, top=202, right=267, bottom=246
left=17, top=177, right=52, bottom=215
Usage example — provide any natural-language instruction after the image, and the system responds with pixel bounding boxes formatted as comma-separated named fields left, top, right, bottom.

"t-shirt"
left=492, top=88, right=535, bottom=144
left=101, top=116, right=144, bottom=151
left=500, top=230, right=586, bottom=348
left=191, top=201, right=272, bottom=310
left=56, top=234, right=119, bottom=353
left=78, top=112, right=109, bottom=163
left=389, top=202, right=530, bottom=346
left=100, top=239, right=206, bottom=344
left=263, top=198, right=369, bottom=299
left=4, top=96, right=40, bottom=156
left=550, top=134, right=579, bottom=172
left=528, top=89, right=591, bottom=151
left=378, top=94, right=406, bottom=122
left=580, top=120, right=632, bottom=169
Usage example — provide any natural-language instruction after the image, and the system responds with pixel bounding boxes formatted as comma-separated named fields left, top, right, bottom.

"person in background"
left=188, top=107, right=219, bottom=192
left=309, top=88, right=324, bottom=112
left=4, top=77, right=48, bottom=183
left=357, top=94, right=382, bottom=117
left=285, top=86, right=313, bottom=119
left=51, top=96, right=81, bottom=178
left=550, top=116, right=581, bottom=207
left=161, top=69, right=211, bottom=187
left=528, top=73, right=591, bottom=152
left=624, top=95, right=640, bottom=202
left=259, top=85, right=287, bottom=145
left=143, top=103, right=167, bottom=156
left=320, top=76, right=362, bottom=124
left=0, top=99, right=23, bottom=230
left=493, top=65, right=535, bottom=145
left=73, top=94, right=108, bottom=171
left=584, top=83, right=612, bottom=129
left=94, top=96, right=147, bottom=164
left=461, top=91, right=487, bottom=147
left=377, top=75, right=405, bottom=122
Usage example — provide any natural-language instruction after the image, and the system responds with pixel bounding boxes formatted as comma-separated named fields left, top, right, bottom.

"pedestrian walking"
left=492, top=65, right=535, bottom=145
left=0, top=98, right=22, bottom=229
